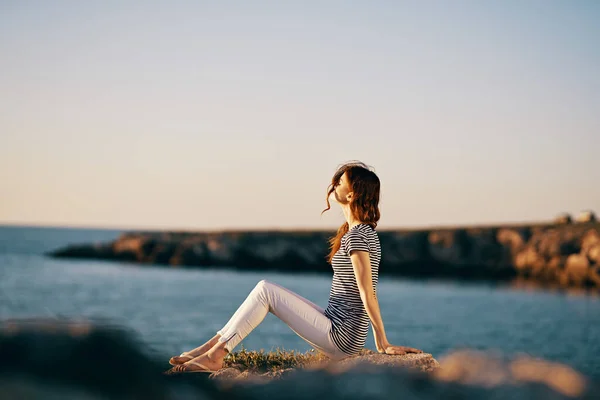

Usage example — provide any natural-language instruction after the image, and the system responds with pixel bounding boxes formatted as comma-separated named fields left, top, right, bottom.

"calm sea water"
left=1, top=225, right=599, bottom=378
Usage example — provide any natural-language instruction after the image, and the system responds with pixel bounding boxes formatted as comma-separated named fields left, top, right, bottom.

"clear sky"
left=1, top=1, right=598, bottom=231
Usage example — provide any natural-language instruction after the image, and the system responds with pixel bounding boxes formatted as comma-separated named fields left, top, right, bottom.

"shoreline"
left=47, top=221, right=600, bottom=290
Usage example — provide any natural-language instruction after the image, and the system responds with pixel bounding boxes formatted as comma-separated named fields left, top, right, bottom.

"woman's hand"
left=378, top=343, right=423, bottom=355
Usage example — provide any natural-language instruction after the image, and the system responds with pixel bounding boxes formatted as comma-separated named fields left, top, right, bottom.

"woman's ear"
left=346, top=192, right=353, bottom=202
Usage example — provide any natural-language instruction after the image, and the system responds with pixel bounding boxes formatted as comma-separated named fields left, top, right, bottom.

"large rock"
left=496, top=228, right=527, bottom=253
left=212, top=368, right=297, bottom=386
left=589, top=265, right=600, bottom=286
left=111, top=235, right=146, bottom=258
left=581, top=230, right=600, bottom=264
left=379, top=231, right=428, bottom=264
left=210, top=351, right=439, bottom=386
left=428, top=230, right=468, bottom=265
left=565, top=254, right=590, bottom=285
left=448, top=228, right=508, bottom=270
left=581, top=229, right=600, bottom=250
left=587, top=245, right=600, bottom=264
left=514, top=247, right=543, bottom=273
left=434, top=350, right=589, bottom=399
left=530, top=229, right=579, bottom=260
left=334, top=352, right=439, bottom=373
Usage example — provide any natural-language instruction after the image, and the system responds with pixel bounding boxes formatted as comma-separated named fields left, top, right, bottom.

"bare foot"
left=166, top=352, right=224, bottom=374
left=169, top=335, right=220, bottom=365
left=165, top=341, right=229, bottom=374
left=169, top=353, right=194, bottom=365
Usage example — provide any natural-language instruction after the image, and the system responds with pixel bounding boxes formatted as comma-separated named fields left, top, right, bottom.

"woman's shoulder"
left=350, top=223, right=376, bottom=234
left=343, top=223, right=377, bottom=241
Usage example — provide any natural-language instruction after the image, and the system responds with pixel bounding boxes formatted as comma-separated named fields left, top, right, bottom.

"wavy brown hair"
left=321, top=161, right=381, bottom=263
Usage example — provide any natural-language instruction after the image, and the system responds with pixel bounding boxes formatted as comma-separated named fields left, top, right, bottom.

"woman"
left=166, top=161, right=422, bottom=373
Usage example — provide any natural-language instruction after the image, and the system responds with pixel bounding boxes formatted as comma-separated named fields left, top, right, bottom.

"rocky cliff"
left=48, top=221, right=600, bottom=289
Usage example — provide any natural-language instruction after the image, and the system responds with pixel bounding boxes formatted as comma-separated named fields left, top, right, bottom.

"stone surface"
left=334, top=352, right=439, bottom=373
left=566, top=254, right=590, bottom=285
left=434, top=350, right=589, bottom=399
left=588, top=245, right=600, bottom=264
left=210, top=367, right=242, bottom=380
left=210, top=352, right=439, bottom=386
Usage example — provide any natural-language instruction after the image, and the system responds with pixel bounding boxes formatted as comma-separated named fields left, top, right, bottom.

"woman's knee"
left=253, top=279, right=273, bottom=294
left=256, top=279, right=270, bottom=287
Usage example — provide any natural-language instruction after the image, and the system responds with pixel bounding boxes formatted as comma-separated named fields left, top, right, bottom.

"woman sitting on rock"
left=166, top=161, right=422, bottom=373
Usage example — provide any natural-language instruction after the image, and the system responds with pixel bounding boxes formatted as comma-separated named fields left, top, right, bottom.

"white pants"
left=216, top=279, right=348, bottom=360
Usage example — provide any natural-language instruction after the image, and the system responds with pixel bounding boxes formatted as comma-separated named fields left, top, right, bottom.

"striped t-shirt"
left=324, top=223, right=381, bottom=355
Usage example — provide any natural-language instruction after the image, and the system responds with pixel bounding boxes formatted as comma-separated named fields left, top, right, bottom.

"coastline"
left=47, top=221, right=600, bottom=290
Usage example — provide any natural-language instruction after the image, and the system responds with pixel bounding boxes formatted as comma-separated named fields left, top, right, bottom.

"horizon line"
left=1, top=217, right=590, bottom=233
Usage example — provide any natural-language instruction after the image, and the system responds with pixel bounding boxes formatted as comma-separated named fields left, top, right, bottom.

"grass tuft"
left=223, top=346, right=375, bottom=373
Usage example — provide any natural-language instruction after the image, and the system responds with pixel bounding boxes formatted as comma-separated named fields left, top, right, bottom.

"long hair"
left=321, top=161, right=381, bottom=263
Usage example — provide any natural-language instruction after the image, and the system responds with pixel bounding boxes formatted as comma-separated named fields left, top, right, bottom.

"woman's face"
left=333, top=172, right=352, bottom=204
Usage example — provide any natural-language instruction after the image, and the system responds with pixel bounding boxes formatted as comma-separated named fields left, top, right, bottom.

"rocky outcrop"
left=334, top=351, right=439, bottom=372
left=1, top=319, right=597, bottom=400
left=433, top=350, right=590, bottom=399
left=210, top=351, right=439, bottom=386
left=48, top=221, right=600, bottom=289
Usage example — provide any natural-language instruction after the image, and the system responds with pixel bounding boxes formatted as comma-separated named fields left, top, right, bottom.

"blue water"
left=1, top=225, right=599, bottom=378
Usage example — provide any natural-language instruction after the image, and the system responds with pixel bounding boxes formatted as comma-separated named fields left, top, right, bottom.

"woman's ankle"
left=209, top=341, right=229, bottom=358
left=184, top=334, right=222, bottom=357
left=209, top=334, right=221, bottom=346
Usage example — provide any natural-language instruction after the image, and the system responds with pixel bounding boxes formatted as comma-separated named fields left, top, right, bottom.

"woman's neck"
left=341, top=205, right=363, bottom=229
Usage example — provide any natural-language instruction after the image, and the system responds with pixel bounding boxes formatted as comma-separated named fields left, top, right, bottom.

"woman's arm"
left=350, top=250, right=423, bottom=355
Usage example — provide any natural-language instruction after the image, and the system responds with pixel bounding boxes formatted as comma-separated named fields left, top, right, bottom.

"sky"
left=0, top=0, right=598, bottom=231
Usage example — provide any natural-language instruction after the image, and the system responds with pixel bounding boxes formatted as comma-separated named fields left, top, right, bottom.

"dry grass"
left=222, top=347, right=375, bottom=373
left=223, top=347, right=328, bottom=372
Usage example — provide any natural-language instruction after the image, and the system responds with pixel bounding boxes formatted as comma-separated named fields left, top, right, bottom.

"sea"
left=1, top=225, right=599, bottom=378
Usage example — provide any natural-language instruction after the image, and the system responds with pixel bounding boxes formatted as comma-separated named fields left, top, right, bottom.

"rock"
left=434, top=350, right=588, bottom=399
left=587, top=245, right=600, bottom=264
left=514, top=247, right=542, bottom=273
left=496, top=228, right=528, bottom=253
left=463, top=228, right=505, bottom=266
left=428, top=230, right=468, bottom=265
left=210, top=367, right=242, bottom=380
left=543, top=256, right=565, bottom=281
left=229, top=368, right=296, bottom=385
left=151, top=242, right=179, bottom=265
left=229, top=350, right=597, bottom=400
left=262, top=368, right=296, bottom=379
left=581, top=230, right=600, bottom=264
left=580, top=229, right=600, bottom=250
left=589, top=265, right=600, bottom=286
left=565, top=254, right=590, bottom=286
left=169, top=240, right=209, bottom=266
left=112, top=235, right=146, bottom=261
left=211, top=352, right=438, bottom=386
left=49, top=243, right=114, bottom=260
left=534, top=229, right=579, bottom=259
left=332, top=352, right=439, bottom=374
left=0, top=319, right=177, bottom=399
left=250, top=238, right=296, bottom=263
left=380, top=231, right=429, bottom=275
